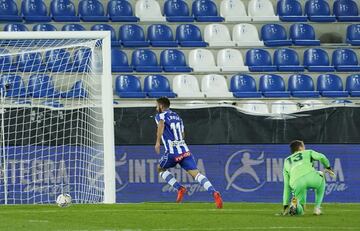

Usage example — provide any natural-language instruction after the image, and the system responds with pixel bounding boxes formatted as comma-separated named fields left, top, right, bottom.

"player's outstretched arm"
left=155, top=120, right=165, bottom=154
left=310, top=150, right=331, bottom=168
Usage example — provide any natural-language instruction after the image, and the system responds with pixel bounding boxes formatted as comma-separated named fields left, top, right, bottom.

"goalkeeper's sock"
left=160, top=170, right=182, bottom=191
left=195, top=173, right=216, bottom=194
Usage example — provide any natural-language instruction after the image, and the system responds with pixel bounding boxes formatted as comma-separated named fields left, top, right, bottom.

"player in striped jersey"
left=154, top=97, right=223, bottom=209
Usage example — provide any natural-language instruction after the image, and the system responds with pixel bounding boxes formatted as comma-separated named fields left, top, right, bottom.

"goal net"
left=0, top=32, right=115, bottom=204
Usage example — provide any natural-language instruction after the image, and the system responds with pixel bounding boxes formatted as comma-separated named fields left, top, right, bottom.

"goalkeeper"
left=282, top=140, right=335, bottom=216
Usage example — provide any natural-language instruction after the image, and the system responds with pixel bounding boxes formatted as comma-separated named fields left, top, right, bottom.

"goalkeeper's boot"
left=176, top=186, right=187, bottom=203
left=213, top=191, right=223, bottom=209
left=314, top=207, right=322, bottom=216
left=289, top=197, right=298, bottom=216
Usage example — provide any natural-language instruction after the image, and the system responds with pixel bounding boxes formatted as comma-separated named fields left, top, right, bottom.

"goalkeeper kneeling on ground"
left=282, top=140, right=336, bottom=216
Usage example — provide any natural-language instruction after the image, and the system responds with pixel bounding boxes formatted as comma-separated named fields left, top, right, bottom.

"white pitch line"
left=28, top=219, right=49, bottom=223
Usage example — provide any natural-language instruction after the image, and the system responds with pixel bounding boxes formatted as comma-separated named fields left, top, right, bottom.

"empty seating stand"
left=160, top=49, right=192, bottom=72
left=204, top=24, right=236, bottom=47
left=347, top=24, right=360, bottom=45
left=115, top=75, right=146, bottom=98
left=230, top=74, right=262, bottom=98
left=201, top=74, right=233, bottom=98
left=131, top=49, right=162, bottom=72
left=220, top=0, right=251, bottom=22
left=0, top=0, right=22, bottom=21
left=147, top=24, right=178, bottom=47
left=259, top=74, right=290, bottom=97
left=173, top=74, right=205, bottom=98
left=50, top=0, right=80, bottom=22
left=189, top=49, right=220, bottom=72
left=290, top=23, right=320, bottom=46
left=305, top=0, right=336, bottom=22
left=21, top=0, right=51, bottom=22
left=192, top=0, right=224, bottom=22
left=334, top=0, right=360, bottom=22
left=164, top=0, right=194, bottom=22
left=248, top=0, right=279, bottom=21
left=111, top=48, right=133, bottom=72
left=135, top=0, right=165, bottom=21
left=346, top=74, right=360, bottom=97
left=233, top=24, right=264, bottom=47
left=303, top=48, right=334, bottom=72
left=261, top=24, right=292, bottom=47
left=78, top=0, right=108, bottom=22
left=120, top=24, right=149, bottom=47
left=288, top=74, right=319, bottom=97
left=144, top=75, right=176, bottom=98
left=317, top=74, right=348, bottom=97
left=277, top=0, right=307, bottom=22
left=274, top=48, right=304, bottom=72
left=176, top=24, right=207, bottom=47
left=332, top=49, right=360, bottom=71
left=246, top=49, right=276, bottom=72
left=107, top=0, right=138, bottom=22
left=217, top=49, right=248, bottom=72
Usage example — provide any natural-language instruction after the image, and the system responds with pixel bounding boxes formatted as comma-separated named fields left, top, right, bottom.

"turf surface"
left=0, top=203, right=359, bottom=231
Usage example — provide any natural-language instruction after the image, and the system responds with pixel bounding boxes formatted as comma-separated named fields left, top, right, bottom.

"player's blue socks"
left=195, top=173, right=216, bottom=194
left=160, top=170, right=182, bottom=191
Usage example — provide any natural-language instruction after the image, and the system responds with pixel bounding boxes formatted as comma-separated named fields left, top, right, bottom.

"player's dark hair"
left=290, top=140, right=304, bottom=153
left=156, top=97, right=170, bottom=109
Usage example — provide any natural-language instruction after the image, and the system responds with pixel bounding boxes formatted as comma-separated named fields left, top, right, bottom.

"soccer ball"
left=56, top=194, right=72, bottom=207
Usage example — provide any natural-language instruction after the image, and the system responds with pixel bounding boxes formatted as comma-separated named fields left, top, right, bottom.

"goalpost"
left=0, top=31, right=115, bottom=204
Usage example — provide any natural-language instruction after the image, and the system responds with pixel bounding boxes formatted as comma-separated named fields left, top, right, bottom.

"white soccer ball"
left=56, top=194, right=72, bottom=208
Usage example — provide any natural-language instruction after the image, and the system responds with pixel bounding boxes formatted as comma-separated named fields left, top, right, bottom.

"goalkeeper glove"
left=325, top=167, right=336, bottom=179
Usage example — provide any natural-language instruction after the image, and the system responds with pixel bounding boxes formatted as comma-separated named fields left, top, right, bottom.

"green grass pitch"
left=1, top=203, right=359, bottom=231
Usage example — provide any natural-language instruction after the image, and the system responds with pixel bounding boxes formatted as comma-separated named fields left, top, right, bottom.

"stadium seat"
left=232, top=24, right=264, bottom=46
left=188, top=49, right=220, bottom=72
left=347, top=24, right=360, bottom=45
left=277, top=0, right=307, bottom=22
left=0, top=74, right=27, bottom=97
left=271, top=100, right=298, bottom=114
left=172, top=74, right=205, bottom=98
left=303, top=48, right=334, bottom=72
left=111, top=48, right=133, bottom=72
left=0, top=0, right=22, bottom=21
left=73, top=48, right=91, bottom=72
left=28, top=74, right=61, bottom=98
left=288, top=74, right=319, bottom=97
left=62, top=80, right=88, bottom=98
left=289, top=23, right=320, bottom=46
left=32, top=23, right=57, bottom=31
left=45, top=49, right=71, bottom=72
left=204, top=24, right=236, bottom=47
left=131, top=49, right=162, bottom=72
left=201, top=74, right=233, bottom=98
left=62, top=23, right=85, bottom=31
left=305, top=0, right=336, bottom=22
left=220, top=0, right=251, bottom=22
left=21, top=0, right=51, bottom=22
left=147, top=24, right=178, bottom=47
left=164, top=0, right=194, bottom=22
left=135, top=0, right=165, bottom=21
left=332, top=49, right=360, bottom=72
left=176, top=24, right=208, bottom=47
left=160, top=49, right=192, bottom=72
left=240, top=100, right=269, bottom=114
left=0, top=49, right=12, bottom=72
left=115, top=75, right=146, bottom=98
left=144, top=75, right=176, bottom=98
left=334, top=0, right=360, bottom=22
left=248, top=0, right=278, bottom=21
left=230, top=74, right=262, bottom=98
left=260, top=24, right=292, bottom=47
left=192, top=0, right=224, bottom=22
left=50, top=0, right=80, bottom=22
left=317, top=74, right=348, bottom=97
left=91, top=24, right=119, bottom=46
left=4, top=23, right=28, bottom=31
left=217, top=49, right=248, bottom=72
left=274, top=48, right=304, bottom=72
left=16, top=51, right=44, bottom=72
left=346, top=74, right=360, bottom=97
left=246, top=49, right=276, bottom=72
left=107, top=0, right=138, bottom=22
left=119, top=24, right=149, bottom=47
left=78, top=0, right=108, bottom=22
left=259, top=74, right=290, bottom=97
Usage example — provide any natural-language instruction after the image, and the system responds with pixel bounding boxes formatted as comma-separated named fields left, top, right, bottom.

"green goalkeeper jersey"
left=282, top=149, right=330, bottom=205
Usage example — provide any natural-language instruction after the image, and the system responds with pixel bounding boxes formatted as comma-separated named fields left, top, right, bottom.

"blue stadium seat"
left=274, top=48, right=304, bottom=72
left=32, top=23, right=57, bottom=31
left=4, top=23, right=28, bottom=31
left=119, top=24, right=149, bottom=47
left=50, top=0, right=80, bottom=22
left=45, top=49, right=71, bottom=72
left=317, top=74, right=348, bottom=97
left=73, top=48, right=91, bottom=72
left=78, top=0, right=108, bottom=22
left=288, top=74, right=319, bottom=97
left=303, top=48, right=334, bottom=72
left=346, top=74, right=360, bottom=97
left=147, top=24, right=178, bottom=47
left=164, top=0, right=194, bottom=22
left=0, top=74, right=27, bottom=97
left=305, top=0, right=336, bottom=22
left=144, top=75, right=176, bottom=98
left=259, top=74, right=290, bottom=97
left=111, top=48, right=133, bottom=72
left=62, top=80, right=88, bottom=98
left=0, top=0, right=22, bottom=21
left=0, top=48, right=12, bottom=72
left=28, top=74, right=61, bottom=98
left=107, top=0, right=138, bottom=22
left=277, top=0, right=307, bottom=22
left=131, top=49, right=162, bottom=72
left=21, top=0, right=51, bottom=22
left=334, top=0, right=360, bottom=22
left=289, top=23, right=320, bottom=46
left=346, top=24, right=360, bottom=45
left=192, top=0, right=223, bottom=22
left=91, top=24, right=119, bottom=46
left=245, top=49, right=277, bottom=72
left=61, top=23, right=85, bottom=31
left=332, top=49, right=360, bottom=72
left=230, top=74, right=262, bottom=98
left=176, top=24, right=207, bottom=47
left=16, top=51, right=45, bottom=72
left=260, top=24, right=292, bottom=47
left=160, top=49, right=192, bottom=72
left=115, top=75, right=146, bottom=98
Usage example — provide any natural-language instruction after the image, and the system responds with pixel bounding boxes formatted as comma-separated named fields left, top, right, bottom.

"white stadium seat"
left=173, top=74, right=205, bottom=98
left=271, top=100, right=299, bottom=114
left=220, top=0, right=251, bottom=22
left=204, top=24, right=236, bottom=47
left=240, top=100, right=269, bottom=114
left=201, top=74, right=233, bottom=98
left=248, top=0, right=279, bottom=21
left=188, top=49, right=220, bottom=72
left=233, top=24, right=264, bottom=47
left=217, top=49, right=248, bottom=72
left=135, top=0, right=165, bottom=21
